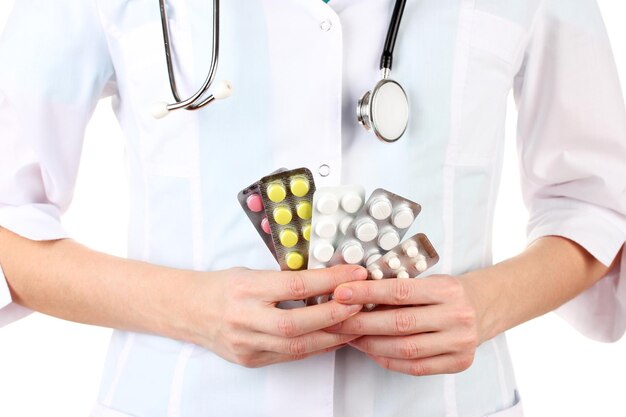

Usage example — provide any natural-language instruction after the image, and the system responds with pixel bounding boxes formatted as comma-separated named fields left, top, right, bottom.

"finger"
left=260, top=343, right=350, bottom=367
left=332, top=275, right=453, bottom=306
left=324, top=305, right=444, bottom=336
left=348, top=333, right=450, bottom=360
left=258, top=330, right=360, bottom=356
left=367, top=353, right=475, bottom=376
left=258, top=265, right=368, bottom=302
left=258, top=300, right=364, bottom=337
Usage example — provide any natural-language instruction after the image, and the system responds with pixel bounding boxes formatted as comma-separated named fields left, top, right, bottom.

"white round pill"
left=315, top=220, right=337, bottom=239
left=341, top=192, right=363, bottom=214
left=392, top=207, right=414, bottom=229
left=378, top=230, right=400, bottom=251
left=369, top=198, right=393, bottom=220
left=403, top=241, right=419, bottom=258
left=342, top=243, right=364, bottom=264
left=355, top=220, right=378, bottom=242
left=339, top=216, right=354, bottom=235
left=397, top=270, right=410, bottom=279
left=387, top=256, right=402, bottom=270
left=366, top=253, right=382, bottom=266
left=414, top=255, right=428, bottom=273
left=368, top=266, right=384, bottom=280
left=313, top=242, right=335, bottom=263
left=317, top=194, right=339, bottom=215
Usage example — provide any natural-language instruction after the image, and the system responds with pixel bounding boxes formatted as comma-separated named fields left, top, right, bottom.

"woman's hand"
left=325, top=275, right=483, bottom=376
left=182, top=265, right=367, bottom=368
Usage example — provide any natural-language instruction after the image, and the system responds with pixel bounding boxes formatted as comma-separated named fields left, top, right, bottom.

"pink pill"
left=261, top=217, right=271, bottom=234
left=246, top=193, right=264, bottom=213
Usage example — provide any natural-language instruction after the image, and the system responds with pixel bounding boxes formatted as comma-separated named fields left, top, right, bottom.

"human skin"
left=0, top=227, right=619, bottom=373
left=326, top=236, right=620, bottom=376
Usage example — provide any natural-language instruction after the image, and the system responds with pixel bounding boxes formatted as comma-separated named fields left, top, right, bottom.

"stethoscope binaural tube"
left=151, top=0, right=233, bottom=119
left=357, top=0, right=409, bottom=143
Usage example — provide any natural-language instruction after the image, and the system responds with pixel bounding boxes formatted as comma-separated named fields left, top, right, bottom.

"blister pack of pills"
left=237, top=169, right=286, bottom=260
left=367, top=233, right=439, bottom=280
left=259, top=168, right=316, bottom=271
left=328, top=188, right=421, bottom=268
left=307, top=186, right=366, bottom=270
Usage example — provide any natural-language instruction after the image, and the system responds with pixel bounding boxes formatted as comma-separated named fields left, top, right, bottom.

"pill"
left=402, top=240, right=419, bottom=258
left=415, top=255, right=428, bottom=273
left=366, top=253, right=382, bottom=266
left=369, top=198, right=392, bottom=220
left=317, top=193, right=339, bottom=215
left=274, top=206, right=292, bottom=225
left=267, top=182, right=287, bottom=203
left=387, top=256, right=402, bottom=270
left=368, top=265, right=384, bottom=280
left=302, top=224, right=311, bottom=241
left=246, top=193, right=263, bottom=213
left=313, top=242, right=335, bottom=263
left=315, top=220, right=337, bottom=239
left=279, top=229, right=299, bottom=248
left=378, top=229, right=400, bottom=251
left=339, top=216, right=354, bottom=235
left=397, top=269, right=410, bottom=279
left=290, top=177, right=310, bottom=197
left=296, top=201, right=312, bottom=220
left=341, top=192, right=363, bottom=214
left=392, top=207, right=415, bottom=229
left=342, top=243, right=364, bottom=265
left=261, top=217, right=271, bottom=234
left=355, top=220, right=378, bottom=242
left=286, top=252, right=304, bottom=270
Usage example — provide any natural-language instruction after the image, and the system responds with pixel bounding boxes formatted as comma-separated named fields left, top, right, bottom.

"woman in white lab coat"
left=0, top=0, right=624, bottom=416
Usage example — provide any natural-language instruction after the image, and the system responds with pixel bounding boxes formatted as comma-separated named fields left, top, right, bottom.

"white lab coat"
left=1, top=0, right=625, bottom=416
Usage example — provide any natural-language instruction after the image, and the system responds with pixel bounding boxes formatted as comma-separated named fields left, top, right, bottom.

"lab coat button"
left=320, top=19, right=332, bottom=32
left=318, top=164, right=331, bottom=177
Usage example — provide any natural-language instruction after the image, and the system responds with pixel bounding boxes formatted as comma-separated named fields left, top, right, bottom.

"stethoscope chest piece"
left=357, top=79, right=409, bottom=143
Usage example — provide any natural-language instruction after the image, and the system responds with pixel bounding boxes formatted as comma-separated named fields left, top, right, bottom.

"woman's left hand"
left=325, top=275, right=484, bottom=377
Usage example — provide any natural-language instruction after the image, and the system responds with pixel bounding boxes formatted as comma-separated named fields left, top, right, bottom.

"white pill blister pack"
left=328, top=189, right=422, bottom=268
left=367, top=233, right=439, bottom=280
left=307, top=185, right=366, bottom=270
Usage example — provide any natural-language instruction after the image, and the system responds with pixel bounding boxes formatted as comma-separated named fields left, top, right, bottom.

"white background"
left=0, top=1, right=625, bottom=416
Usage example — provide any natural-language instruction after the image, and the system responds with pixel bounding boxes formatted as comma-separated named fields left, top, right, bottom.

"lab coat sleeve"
left=514, top=0, right=626, bottom=342
left=0, top=0, right=115, bottom=325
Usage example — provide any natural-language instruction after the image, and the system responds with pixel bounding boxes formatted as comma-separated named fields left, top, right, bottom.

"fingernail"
left=352, top=267, right=368, bottom=280
left=335, top=286, right=353, bottom=301
left=348, top=304, right=362, bottom=313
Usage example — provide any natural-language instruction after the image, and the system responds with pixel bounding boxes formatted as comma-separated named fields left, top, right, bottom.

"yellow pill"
left=296, top=201, right=312, bottom=220
left=279, top=229, right=299, bottom=248
left=286, top=252, right=305, bottom=270
left=267, top=182, right=287, bottom=203
left=290, top=177, right=310, bottom=197
left=302, top=224, right=311, bottom=241
left=273, top=206, right=292, bottom=225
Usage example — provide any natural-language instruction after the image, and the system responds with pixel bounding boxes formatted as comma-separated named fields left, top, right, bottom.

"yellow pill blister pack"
left=259, top=168, right=316, bottom=271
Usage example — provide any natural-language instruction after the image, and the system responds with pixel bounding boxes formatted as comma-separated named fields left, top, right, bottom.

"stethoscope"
left=152, top=0, right=409, bottom=144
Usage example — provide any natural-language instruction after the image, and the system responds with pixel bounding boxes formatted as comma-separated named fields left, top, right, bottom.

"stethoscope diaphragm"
left=357, top=79, right=409, bottom=143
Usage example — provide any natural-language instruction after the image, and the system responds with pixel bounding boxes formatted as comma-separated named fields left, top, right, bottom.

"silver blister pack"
left=367, top=233, right=440, bottom=280
left=237, top=169, right=286, bottom=261
left=364, top=232, right=439, bottom=310
left=307, top=185, right=366, bottom=269
left=259, top=168, right=316, bottom=271
left=328, top=188, right=421, bottom=268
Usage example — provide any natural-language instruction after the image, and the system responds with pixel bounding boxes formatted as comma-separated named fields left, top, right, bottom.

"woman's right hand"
left=181, top=265, right=367, bottom=368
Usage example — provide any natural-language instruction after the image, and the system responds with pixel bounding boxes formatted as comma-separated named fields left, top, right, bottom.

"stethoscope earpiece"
left=150, top=80, right=233, bottom=119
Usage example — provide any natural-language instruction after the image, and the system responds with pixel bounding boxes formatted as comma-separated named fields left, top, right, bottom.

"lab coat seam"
left=92, top=0, right=118, bottom=98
